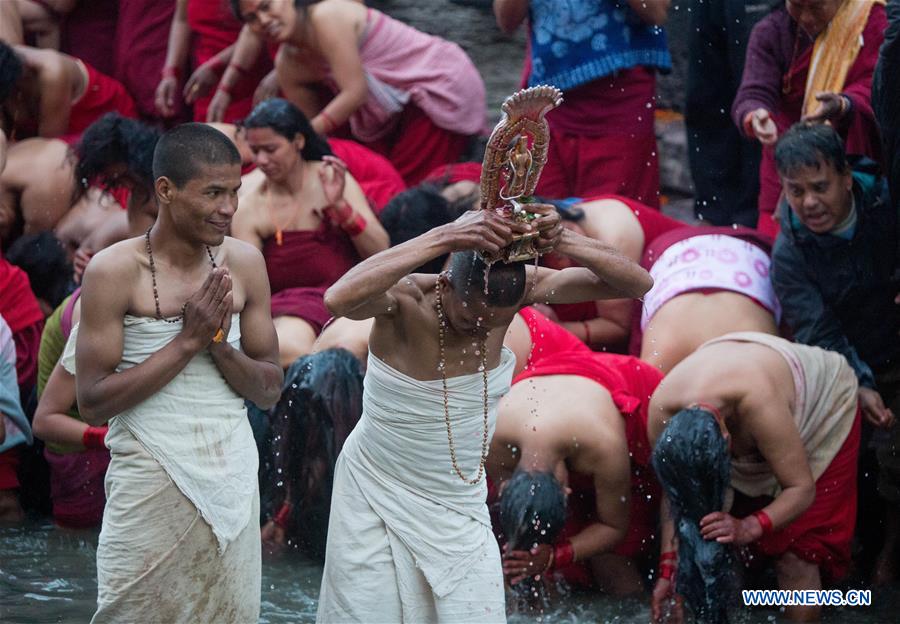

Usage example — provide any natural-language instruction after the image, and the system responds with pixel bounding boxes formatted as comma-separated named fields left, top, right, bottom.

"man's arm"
left=76, top=251, right=231, bottom=425
left=525, top=228, right=653, bottom=305
left=771, top=243, right=877, bottom=388
left=731, top=16, right=782, bottom=138
left=324, top=209, right=529, bottom=320
left=207, top=242, right=282, bottom=409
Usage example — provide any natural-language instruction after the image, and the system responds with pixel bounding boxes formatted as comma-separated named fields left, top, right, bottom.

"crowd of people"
left=2, top=0, right=900, bottom=622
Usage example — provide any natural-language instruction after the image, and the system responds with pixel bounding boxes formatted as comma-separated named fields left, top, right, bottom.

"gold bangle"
left=212, top=328, right=225, bottom=343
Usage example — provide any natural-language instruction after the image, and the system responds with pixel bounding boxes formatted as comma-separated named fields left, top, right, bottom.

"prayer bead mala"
left=434, top=275, right=490, bottom=485
left=145, top=228, right=217, bottom=323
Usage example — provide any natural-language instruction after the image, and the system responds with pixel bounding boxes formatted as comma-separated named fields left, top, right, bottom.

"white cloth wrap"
left=701, top=332, right=858, bottom=497
left=641, top=234, right=782, bottom=330
left=317, top=347, right=515, bottom=623
left=69, top=314, right=258, bottom=549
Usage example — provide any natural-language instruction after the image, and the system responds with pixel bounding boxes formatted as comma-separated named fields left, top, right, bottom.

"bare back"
left=0, top=137, right=74, bottom=236
left=642, top=291, right=779, bottom=373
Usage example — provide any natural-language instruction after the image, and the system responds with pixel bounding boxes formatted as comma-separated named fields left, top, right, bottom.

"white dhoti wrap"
left=317, top=347, right=516, bottom=623
left=71, top=315, right=261, bottom=623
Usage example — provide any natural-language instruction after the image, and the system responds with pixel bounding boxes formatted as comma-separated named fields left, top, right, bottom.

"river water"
left=2, top=519, right=897, bottom=623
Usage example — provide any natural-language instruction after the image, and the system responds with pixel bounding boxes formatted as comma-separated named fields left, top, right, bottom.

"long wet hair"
left=652, top=407, right=735, bottom=624
left=499, top=469, right=567, bottom=608
left=266, top=348, right=363, bottom=560
left=241, top=98, right=332, bottom=162
left=73, top=113, right=161, bottom=203
left=500, top=469, right=567, bottom=550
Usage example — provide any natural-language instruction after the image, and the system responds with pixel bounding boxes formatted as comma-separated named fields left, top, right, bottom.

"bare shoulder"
left=81, top=237, right=144, bottom=297
left=220, top=236, right=266, bottom=274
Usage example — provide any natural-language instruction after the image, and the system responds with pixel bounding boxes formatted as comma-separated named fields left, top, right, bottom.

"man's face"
left=442, top=277, right=521, bottom=338
left=163, top=163, right=242, bottom=246
left=780, top=160, right=852, bottom=234
left=238, top=0, right=297, bottom=42
left=785, top=0, right=843, bottom=38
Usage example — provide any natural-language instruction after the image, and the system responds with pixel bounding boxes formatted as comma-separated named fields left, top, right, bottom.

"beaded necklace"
left=145, top=228, right=217, bottom=323
left=434, top=275, right=490, bottom=485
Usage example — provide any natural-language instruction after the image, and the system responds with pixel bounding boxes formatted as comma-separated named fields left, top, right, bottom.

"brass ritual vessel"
left=479, top=85, right=563, bottom=263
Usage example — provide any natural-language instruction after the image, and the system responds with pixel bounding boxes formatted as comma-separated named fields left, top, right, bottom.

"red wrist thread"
left=341, top=214, right=367, bottom=237
left=82, top=426, right=108, bottom=450
left=162, top=66, right=182, bottom=80
left=753, top=510, right=774, bottom=535
left=552, top=540, right=575, bottom=569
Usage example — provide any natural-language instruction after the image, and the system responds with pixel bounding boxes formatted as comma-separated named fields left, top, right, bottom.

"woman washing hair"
left=231, top=98, right=388, bottom=367
left=230, top=0, right=487, bottom=185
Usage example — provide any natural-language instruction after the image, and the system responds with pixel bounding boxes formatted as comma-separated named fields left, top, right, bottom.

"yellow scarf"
left=802, top=0, right=885, bottom=118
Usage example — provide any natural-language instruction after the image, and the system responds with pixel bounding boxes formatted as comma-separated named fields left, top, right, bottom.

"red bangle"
left=273, top=502, right=292, bottom=529
left=552, top=540, right=575, bottom=569
left=162, top=65, right=182, bottom=80
left=581, top=321, right=592, bottom=347
left=752, top=510, right=774, bottom=535
left=659, top=562, right=676, bottom=581
left=82, top=425, right=108, bottom=450
left=341, top=213, right=367, bottom=237
left=217, top=83, right=234, bottom=96
left=660, top=550, right=677, bottom=562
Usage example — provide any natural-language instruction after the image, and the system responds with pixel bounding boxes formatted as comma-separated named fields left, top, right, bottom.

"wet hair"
left=74, top=113, right=161, bottom=201
left=152, top=123, right=241, bottom=188
left=499, top=469, right=566, bottom=608
left=266, top=348, right=363, bottom=560
left=5, top=232, right=74, bottom=308
left=241, top=98, right=332, bottom=161
left=380, top=186, right=471, bottom=274
left=651, top=407, right=735, bottom=624
left=499, top=469, right=566, bottom=551
left=774, top=123, right=849, bottom=178
left=0, top=41, right=23, bottom=103
left=447, top=250, right=527, bottom=307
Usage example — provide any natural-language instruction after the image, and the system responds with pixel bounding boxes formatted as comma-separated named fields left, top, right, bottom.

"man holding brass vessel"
left=316, top=88, right=654, bottom=623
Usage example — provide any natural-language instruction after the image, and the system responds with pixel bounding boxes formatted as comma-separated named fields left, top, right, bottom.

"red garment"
left=114, top=0, right=174, bottom=121
left=330, top=138, right=406, bottom=212
left=536, top=68, right=660, bottom=207
left=44, top=447, right=110, bottom=529
left=423, top=162, right=483, bottom=185
left=363, top=103, right=469, bottom=187
left=514, top=308, right=664, bottom=586
left=67, top=62, right=138, bottom=138
left=0, top=255, right=44, bottom=334
left=263, top=225, right=360, bottom=333
left=756, top=6, right=886, bottom=236
left=0, top=447, right=21, bottom=490
left=59, top=0, right=118, bottom=76
left=733, top=409, right=861, bottom=582
left=627, top=225, right=775, bottom=356
left=186, top=0, right=273, bottom=122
